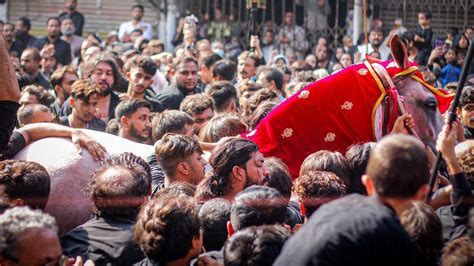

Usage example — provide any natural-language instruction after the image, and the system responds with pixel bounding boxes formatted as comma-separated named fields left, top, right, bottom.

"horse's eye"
left=424, top=101, right=437, bottom=110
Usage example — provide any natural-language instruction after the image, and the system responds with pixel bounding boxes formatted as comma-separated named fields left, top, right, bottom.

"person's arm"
left=0, top=34, right=20, bottom=102
left=436, top=122, right=472, bottom=240
left=17, top=123, right=107, bottom=161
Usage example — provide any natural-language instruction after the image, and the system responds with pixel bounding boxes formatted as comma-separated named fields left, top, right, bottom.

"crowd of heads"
left=0, top=1, right=474, bottom=265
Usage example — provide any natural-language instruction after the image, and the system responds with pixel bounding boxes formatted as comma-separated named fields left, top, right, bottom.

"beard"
left=129, top=124, right=149, bottom=143
left=243, top=170, right=261, bottom=189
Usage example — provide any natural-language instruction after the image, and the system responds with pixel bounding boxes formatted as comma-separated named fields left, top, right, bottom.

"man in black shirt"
left=275, top=134, right=429, bottom=266
left=34, top=17, right=72, bottom=66
left=61, top=153, right=147, bottom=264
left=155, top=56, right=200, bottom=110
left=59, top=79, right=106, bottom=132
left=20, top=48, right=51, bottom=90
left=59, top=0, right=85, bottom=36
left=14, top=17, right=37, bottom=55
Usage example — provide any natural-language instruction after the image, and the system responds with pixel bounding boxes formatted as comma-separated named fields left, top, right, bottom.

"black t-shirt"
left=274, top=195, right=417, bottom=266
left=58, top=116, right=106, bottom=132
left=33, top=37, right=72, bottom=66
left=0, top=101, right=20, bottom=159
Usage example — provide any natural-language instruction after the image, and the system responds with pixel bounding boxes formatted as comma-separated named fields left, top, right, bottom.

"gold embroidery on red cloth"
left=298, top=90, right=310, bottom=99
left=324, top=132, right=336, bottom=142
left=282, top=128, right=293, bottom=138
left=341, top=101, right=353, bottom=110
left=358, top=68, right=368, bottom=76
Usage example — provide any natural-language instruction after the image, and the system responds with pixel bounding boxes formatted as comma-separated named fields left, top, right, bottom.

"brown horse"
left=14, top=36, right=451, bottom=233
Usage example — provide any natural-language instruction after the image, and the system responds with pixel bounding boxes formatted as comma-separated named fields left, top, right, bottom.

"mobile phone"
left=435, top=39, right=443, bottom=49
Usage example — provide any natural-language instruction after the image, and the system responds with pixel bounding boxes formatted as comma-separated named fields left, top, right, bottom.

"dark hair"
left=366, top=134, right=429, bottom=197
left=153, top=182, right=196, bottom=199
left=256, top=66, right=285, bottom=92
left=17, top=104, right=51, bottom=126
left=230, top=186, right=287, bottom=231
left=105, top=118, right=119, bottom=135
left=151, top=110, right=194, bottom=141
left=460, top=86, right=474, bottom=108
left=135, top=58, right=158, bottom=76
left=247, top=88, right=278, bottom=115
left=84, top=153, right=151, bottom=216
left=154, top=133, right=202, bottom=179
left=115, top=99, right=151, bottom=125
left=419, top=11, right=432, bottom=20
left=17, top=16, right=31, bottom=31
left=199, top=198, right=232, bottom=251
left=238, top=51, right=261, bottom=68
left=440, top=236, right=474, bottom=266
left=400, top=202, right=443, bottom=266
left=209, top=138, right=259, bottom=196
left=21, top=85, right=54, bottom=106
left=88, top=56, right=122, bottom=88
left=174, top=56, right=198, bottom=69
left=199, top=53, right=223, bottom=69
left=198, top=114, right=247, bottom=143
left=180, top=94, right=214, bottom=116
left=70, top=79, right=101, bottom=102
left=299, top=150, right=351, bottom=186
left=195, top=177, right=215, bottom=203
left=345, top=142, right=375, bottom=194
left=248, top=101, right=277, bottom=131
left=0, top=160, right=51, bottom=211
left=293, top=171, right=347, bottom=218
left=134, top=195, right=200, bottom=264
left=213, top=60, right=237, bottom=81
left=224, top=225, right=290, bottom=266
left=263, top=158, right=291, bottom=198
left=50, top=66, right=78, bottom=89
left=131, top=4, right=145, bottom=12
left=46, top=17, right=60, bottom=25
left=205, top=81, right=238, bottom=113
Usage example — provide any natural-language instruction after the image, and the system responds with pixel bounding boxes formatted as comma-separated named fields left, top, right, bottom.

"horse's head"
left=389, top=36, right=444, bottom=150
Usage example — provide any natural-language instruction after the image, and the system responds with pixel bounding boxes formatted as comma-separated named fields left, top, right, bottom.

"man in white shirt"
left=118, top=5, right=153, bottom=42
left=357, top=27, right=391, bottom=62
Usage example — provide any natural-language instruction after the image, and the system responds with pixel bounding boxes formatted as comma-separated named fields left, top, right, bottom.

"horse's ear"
left=366, top=54, right=383, bottom=65
left=390, top=35, right=409, bottom=69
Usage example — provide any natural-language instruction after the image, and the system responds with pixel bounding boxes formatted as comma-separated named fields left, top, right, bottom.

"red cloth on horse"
left=244, top=60, right=453, bottom=178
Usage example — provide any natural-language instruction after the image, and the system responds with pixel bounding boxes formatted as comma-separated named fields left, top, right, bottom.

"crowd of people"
left=0, top=0, right=474, bottom=265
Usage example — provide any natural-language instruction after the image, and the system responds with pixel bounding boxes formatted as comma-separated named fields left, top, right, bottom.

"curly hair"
left=198, top=114, right=248, bottom=143
left=208, top=138, right=259, bottom=196
left=0, top=206, right=57, bottom=256
left=224, top=225, right=290, bottom=266
left=460, top=86, right=474, bottom=108
left=293, top=171, right=347, bottom=217
left=21, top=85, right=55, bottom=106
left=248, top=101, right=277, bottom=131
left=299, top=150, right=351, bottom=186
left=180, top=94, right=214, bottom=116
left=247, top=88, right=278, bottom=115
left=84, top=152, right=151, bottom=216
left=0, top=160, right=51, bottom=211
left=134, top=195, right=200, bottom=263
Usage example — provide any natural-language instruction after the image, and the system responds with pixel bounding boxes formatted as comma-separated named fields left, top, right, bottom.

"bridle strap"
left=371, top=63, right=421, bottom=140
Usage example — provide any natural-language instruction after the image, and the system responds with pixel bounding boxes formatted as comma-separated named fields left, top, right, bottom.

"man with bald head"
left=61, top=153, right=148, bottom=264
